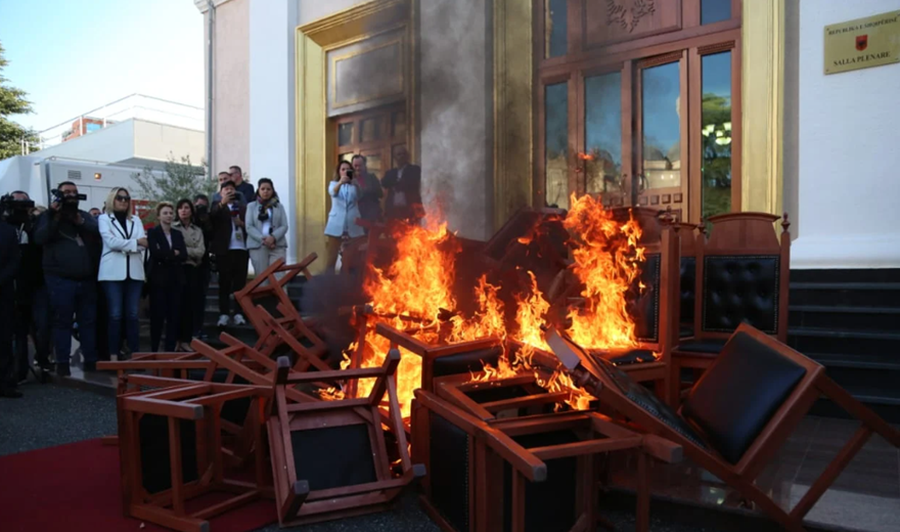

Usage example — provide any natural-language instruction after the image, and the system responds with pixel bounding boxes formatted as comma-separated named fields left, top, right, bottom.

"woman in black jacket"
left=147, top=202, right=187, bottom=351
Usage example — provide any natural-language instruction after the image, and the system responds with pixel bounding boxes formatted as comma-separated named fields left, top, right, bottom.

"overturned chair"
left=547, top=323, right=900, bottom=532
left=267, top=349, right=425, bottom=526
left=115, top=374, right=272, bottom=532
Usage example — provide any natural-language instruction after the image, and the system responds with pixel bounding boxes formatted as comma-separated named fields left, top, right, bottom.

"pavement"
left=0, top=380, right=733, bottom=532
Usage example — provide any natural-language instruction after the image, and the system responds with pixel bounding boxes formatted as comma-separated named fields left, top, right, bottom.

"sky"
left=0, top=0, right=204, bottom=132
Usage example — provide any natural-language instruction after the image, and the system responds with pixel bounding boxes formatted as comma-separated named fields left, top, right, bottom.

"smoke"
left=417, top=0, right=491, bottom=241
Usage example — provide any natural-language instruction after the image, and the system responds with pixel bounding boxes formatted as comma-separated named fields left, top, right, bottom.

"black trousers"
left=194, top=263, right=211, bottom=335
left=217, top=250, right=249, bottom=316
left=179, top=265, right=201, bottom=342
left=0, top=289, right=15, bottom=390
left=150, top=284, right=181, bottom=352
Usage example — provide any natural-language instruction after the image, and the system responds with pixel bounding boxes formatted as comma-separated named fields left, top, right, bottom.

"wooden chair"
left=659, top=216, right=702, bottom=340
left=582, top=208, right=681, bottom=402
left=267, top=351, right=425, bottom=526
left=412, top=385, right=681, bottom=532
left=546, top=324, right=900, bottom=532
left=670, top=212, right=791, bottom=404
left=115, top=374, right=271, bottom=532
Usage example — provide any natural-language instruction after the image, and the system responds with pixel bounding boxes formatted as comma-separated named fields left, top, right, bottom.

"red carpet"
left=0, top=439, right=276, bottom=532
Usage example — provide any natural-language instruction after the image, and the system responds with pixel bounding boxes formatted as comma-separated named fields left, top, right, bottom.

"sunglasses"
left=116, top=195, right=131, bottom=202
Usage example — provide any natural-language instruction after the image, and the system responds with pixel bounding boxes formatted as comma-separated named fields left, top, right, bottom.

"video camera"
left=0, top=193, right=36, bottom=223
left=51, top=188, right=87, bottom=209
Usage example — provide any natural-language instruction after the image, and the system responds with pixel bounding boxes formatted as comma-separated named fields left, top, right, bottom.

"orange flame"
left=563, top=194, right=644, bottom=349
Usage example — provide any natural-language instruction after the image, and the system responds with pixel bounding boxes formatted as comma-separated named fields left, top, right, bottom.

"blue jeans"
left=101, top=279, right=143, bottom=356
left=45, top=275, right=98, bottom=366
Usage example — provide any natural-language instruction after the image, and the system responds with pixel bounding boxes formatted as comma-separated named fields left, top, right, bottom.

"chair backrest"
left=694, top=212, right=791, bottom=342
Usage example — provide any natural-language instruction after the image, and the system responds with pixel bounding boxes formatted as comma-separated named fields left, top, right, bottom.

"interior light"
left=94, top=173, right=102, bottom=180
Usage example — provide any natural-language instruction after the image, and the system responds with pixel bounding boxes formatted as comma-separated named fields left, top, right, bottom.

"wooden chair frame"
left=267, top=350, right=426, bottom=526
left=412, top=386, right=681, bottom=532
left=116, top=374, right=272, bottom=532
left=546, top=323, right=900, bottom=532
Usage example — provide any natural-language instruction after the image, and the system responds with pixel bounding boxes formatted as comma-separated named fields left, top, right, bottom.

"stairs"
left=788, top=269, right=900, bottom=423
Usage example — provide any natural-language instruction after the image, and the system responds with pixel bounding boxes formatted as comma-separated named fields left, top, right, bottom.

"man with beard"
left=34, top=182, right=101, bottom=376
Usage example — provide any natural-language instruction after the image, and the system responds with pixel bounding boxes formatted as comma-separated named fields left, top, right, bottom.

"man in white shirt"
left=210, top=181, right=249, bottom=327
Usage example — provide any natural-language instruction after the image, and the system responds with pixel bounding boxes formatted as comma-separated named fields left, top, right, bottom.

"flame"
left=563, top=194, right=644, bottom=349
left=334, top=194, right=646, bottom=419
left=577, top=152, right=596, bottom=161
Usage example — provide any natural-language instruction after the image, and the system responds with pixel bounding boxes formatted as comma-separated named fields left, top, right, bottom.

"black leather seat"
left=682, top=332, right=806, bottom=464
left=432, top=347, right=502, bottom=379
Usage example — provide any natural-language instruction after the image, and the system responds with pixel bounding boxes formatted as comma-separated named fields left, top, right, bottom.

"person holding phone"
left=210, top=180, right=249, bottom=326
left=324, top=160, right=364, bottom=273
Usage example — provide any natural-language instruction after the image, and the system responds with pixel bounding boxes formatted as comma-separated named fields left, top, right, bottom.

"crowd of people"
left=0, top=147, right=423, bottom=399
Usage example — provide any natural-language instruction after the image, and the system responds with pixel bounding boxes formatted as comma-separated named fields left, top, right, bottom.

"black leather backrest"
left=701, top=255, right=780, bottom=335
left=291, top=424, right=377, bottom=491
left=433, top=347, right=502, bottom=379
left=139, top=415, right=199, bottom=494
left=680, top=256, right=696, bottom=326
left=683, top=331, right=806, bottom=465
left=430, top=413, right=470, bottom=531
left=595, top=358, right=707, bottom=449
left=627, top=253, right=660, bottom=343
left=503, top=431, right=579, bottom=532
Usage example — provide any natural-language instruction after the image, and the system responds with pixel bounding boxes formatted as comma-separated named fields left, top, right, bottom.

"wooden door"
left=334, top=103, right=407, bottom=181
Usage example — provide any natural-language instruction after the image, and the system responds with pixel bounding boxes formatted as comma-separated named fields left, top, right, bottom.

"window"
left=333, top=103, right=407, bottom=180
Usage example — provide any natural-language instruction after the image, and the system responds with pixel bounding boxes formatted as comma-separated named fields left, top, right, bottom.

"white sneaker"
left=217, top=314, right=230, bottom=327
left=233, top=314, right=247, bottom=326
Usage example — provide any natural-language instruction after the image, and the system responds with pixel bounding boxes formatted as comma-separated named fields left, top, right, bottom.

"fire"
left=331, top=193, right=646, bottom=418
left=577, top=152, right=596, bottom=161
left=563, top=194, right=644, bottom=349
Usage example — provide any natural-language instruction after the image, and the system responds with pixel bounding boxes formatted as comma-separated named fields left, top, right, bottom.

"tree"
left=132, top=154, right=217, bottom=222
left=0, top=41, right=38, bottom=159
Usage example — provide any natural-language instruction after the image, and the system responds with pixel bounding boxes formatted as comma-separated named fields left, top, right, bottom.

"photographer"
left=2, top=191, right=50, bottom=383
left=0, top=215, right=21, bottom=397
left=324, top=159, right=364, bottom=273
left=192, top=194, right=214, bottom=338
left=34, top=181, right=101, bottom=376
left=210, top=181, right=248, bottom=327
left=246, top=178, right=287, bottom=278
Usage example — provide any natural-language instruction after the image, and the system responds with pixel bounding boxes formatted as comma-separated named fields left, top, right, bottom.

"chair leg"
left=731, top=475, right=807, bottom=532
left=818, top=376, right=900, bottom=448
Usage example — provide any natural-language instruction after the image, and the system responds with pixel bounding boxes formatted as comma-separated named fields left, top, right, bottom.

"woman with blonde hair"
left=97, top=187, right=147, bottom=360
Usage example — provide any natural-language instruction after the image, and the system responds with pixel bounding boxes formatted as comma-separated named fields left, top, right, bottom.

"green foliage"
left=132, top=154, right=216, bottom=211
left=0, top=41, right=38, bottom=159
left=700, top=93, right=733, bottom=223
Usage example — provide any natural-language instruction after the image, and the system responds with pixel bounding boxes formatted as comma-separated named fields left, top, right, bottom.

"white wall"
left=132, top=120, right=205, bottom=164
left=419, top=0, right=492, bottom=241
left=249, top=0, right=297, bottom=261
left=211, top=0, right=250, bottom=178
left=792, top=0, right=900, bottom=268
left=34, top=120, right=136, bottom=164
left=296, top=0, right=370, bottom=26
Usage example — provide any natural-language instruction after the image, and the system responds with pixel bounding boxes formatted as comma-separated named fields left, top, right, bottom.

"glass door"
left=633, top=52, right=688, bottom=219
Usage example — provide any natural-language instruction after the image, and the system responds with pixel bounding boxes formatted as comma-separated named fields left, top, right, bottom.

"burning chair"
left=267, top=351, right=425, bottom=526
left=412, top=364, right=683, bottom=532
left=115, top=374, right=271, bottom=532
left=547, top=324, right=900, bottom=532
left=671, top=212, right=791, bottom=404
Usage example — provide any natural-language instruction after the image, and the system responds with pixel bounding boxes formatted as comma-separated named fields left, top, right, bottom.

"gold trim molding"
left=295, top=0, right=414, bottom=270
left=741, top=0, right=785, bottom=216
left=493, top=0, right=534, bottom=230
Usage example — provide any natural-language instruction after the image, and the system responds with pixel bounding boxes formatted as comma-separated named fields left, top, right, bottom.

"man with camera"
left=210, top=180, right=249, bottom=327
left=2, top=191, right=52, bottom=384
left=34, top=181, right=101, bottom=376
left=0, top=207, right=22, bottom=397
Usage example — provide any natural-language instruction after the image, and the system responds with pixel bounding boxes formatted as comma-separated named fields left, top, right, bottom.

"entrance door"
left=334, top=103, right=407, bottom=181
left=571, top=44, right=737, bottom=223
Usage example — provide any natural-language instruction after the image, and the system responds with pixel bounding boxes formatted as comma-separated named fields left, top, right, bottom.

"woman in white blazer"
left=324, top=160, right=365, bottom=272
left=98, top=188, right=147, bottom=359
left=246, top=178, right=288, bottom=277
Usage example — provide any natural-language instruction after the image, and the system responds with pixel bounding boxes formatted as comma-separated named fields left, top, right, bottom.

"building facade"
left=194, top=0, right=900, bottom=269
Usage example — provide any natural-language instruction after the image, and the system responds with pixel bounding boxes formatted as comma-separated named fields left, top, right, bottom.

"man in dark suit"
left=0, top=218, right=22, bottom=397
left=210, top=181, right=249, bottom=327
left=382, top=145, right=424, bottom=223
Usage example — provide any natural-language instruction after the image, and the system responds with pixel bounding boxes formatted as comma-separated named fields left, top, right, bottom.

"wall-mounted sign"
left=824, top=11, right=900, bottom=75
